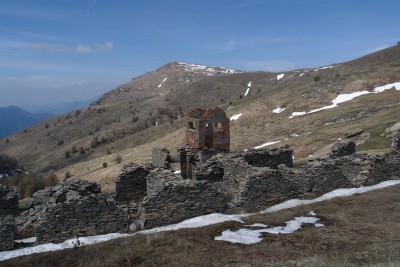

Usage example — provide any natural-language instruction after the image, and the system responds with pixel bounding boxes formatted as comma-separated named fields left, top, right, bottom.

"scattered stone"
left=345, top=128, right=364, bottom=138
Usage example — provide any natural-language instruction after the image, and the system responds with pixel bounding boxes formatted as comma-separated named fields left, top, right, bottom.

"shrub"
left=65, top=171, right=72, bottom=180
left=314, top=76, right=321, bottom=82
left=102, top=162, right=108, bottom=168
left=115, top=154, right=122, bottom=164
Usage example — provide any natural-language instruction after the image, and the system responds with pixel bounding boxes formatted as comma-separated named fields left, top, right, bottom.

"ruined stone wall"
left=115, top=163, right=150, bottom=203
left=140, top=179, right=226, bottom=229
left=234, top=167, right=302, bottom=210
left=152, top=148, right=171, bottom=169
left=0, top=184, right=18, bottom=217
left=146, top=168, right=182, bottom=197
left=36, top=194, right=128, bottom=243
left=240, top=146, right=293, bottom=168
left=0, top=215, right=15, bottom=251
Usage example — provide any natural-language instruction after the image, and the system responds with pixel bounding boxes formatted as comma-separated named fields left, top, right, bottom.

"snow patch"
left=314, top=65, right=333, bottom=71
left=288, top=81, right=400, bottom=119
left=272, top=107, right=285, bottom=114
left=373, top=82, right=400, bottom=93
left=2, top=180, right=400, bottom=260
left=277, top=74, right=285, bottom=80
left=254, top=141, right=280, bottom=149
left=230, top=113, right=243, bottom=121
left=215, top=214, right=323, bottom=244
left=176, top=62, right=239, bottom=76
left=157, top=77, right=167, bottom=88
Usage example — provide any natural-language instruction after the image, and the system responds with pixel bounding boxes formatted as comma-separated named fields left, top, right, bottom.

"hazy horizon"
left=1, top=0, right=399, bottom=107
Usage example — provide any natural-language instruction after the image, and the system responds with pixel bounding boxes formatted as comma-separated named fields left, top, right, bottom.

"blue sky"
left=1, top=0, right=399, bottom=107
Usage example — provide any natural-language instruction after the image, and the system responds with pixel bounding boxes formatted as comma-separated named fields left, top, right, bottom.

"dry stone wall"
left=0, top=215, right=15, bottom=251
left=0, top=184, right=18, bottom=217
left=115, top=163, right=151, bottom=203
left=152, top=148, right=171, bottom=168
left=140, top=179, right=226, bottom=228
left=35, top=194, right=128, bottom=243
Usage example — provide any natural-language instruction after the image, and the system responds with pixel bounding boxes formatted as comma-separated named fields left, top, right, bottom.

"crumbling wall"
left=0, top=215, right=15, bottom=251
left=329, top=139, right=356, bottom=158
left=115, top=163, right=150, bottom=203
left=152, top=148, right=171, bottom=168
left=146, top=168, right=182, bottom=197
left=140, top=179, right=226, bottom=229
left=241, top=146, right=293, bottom=168
left=234, top=167, right=301, bottom=210
left=0, top=184, right=18, bottom=217
left=35, top=194, right=128, bottom=243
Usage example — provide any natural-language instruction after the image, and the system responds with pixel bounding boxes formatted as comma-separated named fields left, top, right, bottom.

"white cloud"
left=241, top=60, right=296, bottom=72
left=366, top=44, right=391, bottom=54
left=30, top=43, right=68, bottom=53
left=75, top=44, right=93, bottom=53
left=95, top=41, right=114, bottom=50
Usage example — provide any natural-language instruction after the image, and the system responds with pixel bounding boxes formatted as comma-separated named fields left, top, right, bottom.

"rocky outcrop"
left=0, top=184, right=18, bottom=217
left=0, top=215, right=15, bottom=251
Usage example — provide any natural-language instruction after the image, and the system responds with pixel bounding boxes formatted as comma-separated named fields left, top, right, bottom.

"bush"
left=314, top=76, right=321, bottom=82
left=102, top=162, right=108, bottom=168
left=0, top=172, right=57, bottom=199
left=115, top=154, right=122, bottom=164
left=65, top=171, right=72, bottom=180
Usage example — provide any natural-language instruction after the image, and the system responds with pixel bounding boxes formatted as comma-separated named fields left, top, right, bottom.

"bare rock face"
left=0, top=184, right=18, bottom=217
left=329, top=140, right=356, bottom=159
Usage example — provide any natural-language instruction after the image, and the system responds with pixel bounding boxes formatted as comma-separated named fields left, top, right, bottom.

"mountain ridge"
left=0, top=45, right=399, bottom=188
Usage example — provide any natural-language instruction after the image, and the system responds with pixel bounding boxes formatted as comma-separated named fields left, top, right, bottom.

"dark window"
left=188, top=121, right=195, bottom=130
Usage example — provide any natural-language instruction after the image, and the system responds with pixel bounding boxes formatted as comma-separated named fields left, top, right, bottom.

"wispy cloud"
left=30, top=43, right=69, bottom=53
left=366, top=44, right=391, bottom=54
left=87, top=0, right=100, bottom=12
left=202, top=36, right=298, bottom=53
left=2, top=40, right=114, bottom=54
left=241, top=60, right=296, bottom=72
left=75, top=44, right=92, bottom=53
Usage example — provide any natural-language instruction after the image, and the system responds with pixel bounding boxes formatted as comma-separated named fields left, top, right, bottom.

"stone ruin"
left=0, top=184, right=18, bottom=251
left=1, top=110, right=400, bottom=250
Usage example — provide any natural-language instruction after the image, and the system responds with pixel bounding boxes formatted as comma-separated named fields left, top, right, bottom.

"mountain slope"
left=0, top=106, right=52, bottom=139
left=0, top=45, right=399, bottom=185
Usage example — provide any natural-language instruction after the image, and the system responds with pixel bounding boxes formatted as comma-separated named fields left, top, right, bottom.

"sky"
left=0, top=0, right=399, bottom=107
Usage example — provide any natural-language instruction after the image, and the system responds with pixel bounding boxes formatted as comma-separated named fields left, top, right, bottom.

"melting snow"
left=288, top=81, right=400, bottom=119
left=314, top=65, right=333, bottom=71
left=288, top=111, right=306, bottom=119
left=157, top=77, right=167, bottom=88
left=277, top=74, right=285, bottom=80
left=254, top=141, right=280, bottom=149
left=373, top=82, right=400, bottom=93
left=230, top=113, right=243, bottom=121
left=176, top=62, right=239, bottom=76
left=2, top=180, right=400, bottom=260
left=272, top=107, right=285, bottom=114
left=215, top=214, right=323, bottom=244
left=299, top=73, right=304, bottom=77
left=244, top=81, right=252, bottom=96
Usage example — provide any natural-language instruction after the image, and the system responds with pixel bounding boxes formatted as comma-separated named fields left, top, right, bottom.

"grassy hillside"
left=0, top=45, right=399, bottom=189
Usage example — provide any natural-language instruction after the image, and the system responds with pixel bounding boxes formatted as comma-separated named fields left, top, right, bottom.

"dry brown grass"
left=4, top=184, right=400, bottom=267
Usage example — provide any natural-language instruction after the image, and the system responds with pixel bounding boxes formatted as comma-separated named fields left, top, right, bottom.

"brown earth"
left=3, top=184, right=400, bottom=267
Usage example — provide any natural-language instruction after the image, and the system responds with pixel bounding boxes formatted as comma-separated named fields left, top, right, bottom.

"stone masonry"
left=7, top=130, right=400, bottom=246
left=0, top=215, right=15, bottom=251
left=0, top=184, right=18, bottom=217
